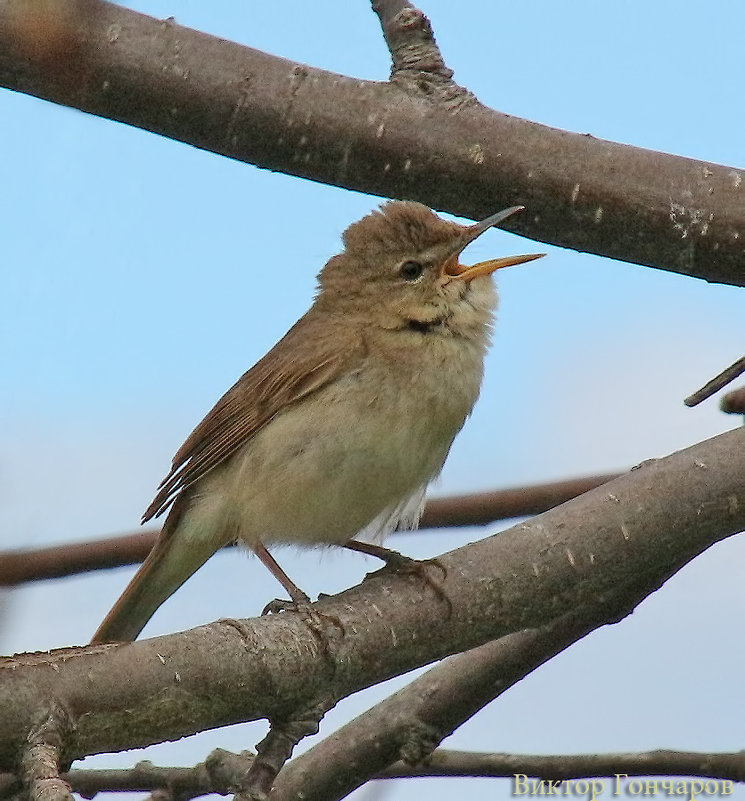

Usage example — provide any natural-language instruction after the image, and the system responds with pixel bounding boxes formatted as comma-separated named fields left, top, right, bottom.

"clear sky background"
left=2, top=2, right=745, bottom=800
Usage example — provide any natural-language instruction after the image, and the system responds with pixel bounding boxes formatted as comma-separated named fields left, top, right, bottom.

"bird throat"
left=404, top=316, right=443, bottom=334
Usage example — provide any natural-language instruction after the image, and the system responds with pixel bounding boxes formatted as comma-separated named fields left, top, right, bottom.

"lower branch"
left=2, top=748, right=741, bottom=800
left=272, top=615, right=595, bottom=800
left=383, top=748, right=745, bottom=783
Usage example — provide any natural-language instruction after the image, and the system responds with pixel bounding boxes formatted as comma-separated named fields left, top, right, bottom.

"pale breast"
left=183, top=289, right=491, bottom=549
left=183, top=330, right=483, bottom=548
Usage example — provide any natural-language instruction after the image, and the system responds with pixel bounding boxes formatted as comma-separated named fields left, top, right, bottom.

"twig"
left=29, top=750, right=254, bottom=801
left=0, top=531, right=157, bottom=586
left=370, top=0, right=456, bottom=90
left=0, top=473, right=619, bottom=586
left=381, top=748, right=745, bottom=782
left=64, top=762, right=210, bottom=799
left=370, top=0, right=412, bottom=27
left=684, top=356, right=745, bottom=407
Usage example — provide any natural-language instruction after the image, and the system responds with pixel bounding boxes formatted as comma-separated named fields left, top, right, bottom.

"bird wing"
left=142, top=313, right=364, bottom=522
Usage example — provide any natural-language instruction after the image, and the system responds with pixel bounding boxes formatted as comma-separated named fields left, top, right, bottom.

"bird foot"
left=261, top=592, right=311, bottom=616
left=261, top=594, right=345, bottom=656
left=344, top=540, right=452, bottom=617
left=382, top=554, right=452, bottom=617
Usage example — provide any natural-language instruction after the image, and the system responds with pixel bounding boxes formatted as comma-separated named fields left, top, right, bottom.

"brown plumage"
left=142, top=317, right=363, bottom=522
left=91, top=201, right=542, bottom=644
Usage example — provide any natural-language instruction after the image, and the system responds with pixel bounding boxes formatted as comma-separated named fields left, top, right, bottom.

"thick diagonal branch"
left=0, top=428, right=743, bottom=769
left=0, top=2, right=743, bottom=286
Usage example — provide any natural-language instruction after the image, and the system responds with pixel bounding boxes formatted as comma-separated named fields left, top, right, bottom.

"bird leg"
left=343, top=539, right=422, bottom=568
left=343, top=539, right=451, bottom=615
left=252, top=543, right=311, bottom=615
left=253, top=543, right=346, bottom=651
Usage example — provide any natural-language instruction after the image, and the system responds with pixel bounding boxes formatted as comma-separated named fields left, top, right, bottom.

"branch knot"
left=398, top=720, right=442, bottom=765
left=372, top=1, right=474, bottom=106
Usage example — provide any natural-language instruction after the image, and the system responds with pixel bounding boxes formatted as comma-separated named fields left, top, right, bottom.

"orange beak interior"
left=439, top=206, right=545, bottom=282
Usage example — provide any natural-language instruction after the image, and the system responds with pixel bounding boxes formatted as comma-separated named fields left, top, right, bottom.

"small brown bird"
left=91, top=201, right=543, bottom=643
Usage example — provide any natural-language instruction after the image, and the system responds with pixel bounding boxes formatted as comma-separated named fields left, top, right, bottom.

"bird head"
left=316, top=201, right=543, bottom=336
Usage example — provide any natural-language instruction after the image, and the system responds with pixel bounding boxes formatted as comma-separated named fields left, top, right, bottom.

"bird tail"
left=90, top=508, right=218, bottom=644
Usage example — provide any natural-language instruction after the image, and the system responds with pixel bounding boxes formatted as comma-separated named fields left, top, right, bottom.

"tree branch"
left=0, top=428, right=742, bottom=770
left=382, top=748, right=745, bottom=783
left=371, top=0, right=456, bottom=88
left=234, top=701, right=329, bottom=801
left=0, top=473, right=620, bottom=585
left=0, top=749, right=256, bottom=801
left=20, top=706, right=74, bottom=801
left=418, top=473, right=621, bottom=528
left=2, top=746, right=742, bottom=800
left=0, top=2, right=743, bottom=285
left=684, top=356, right=745, bottom=407
left=272, top=616, right=594, bottom=800
left=371, top=0, right=413, bottom=30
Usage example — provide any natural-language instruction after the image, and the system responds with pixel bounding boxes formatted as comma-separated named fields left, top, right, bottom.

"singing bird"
left=91, top=201, right=543, bottom=643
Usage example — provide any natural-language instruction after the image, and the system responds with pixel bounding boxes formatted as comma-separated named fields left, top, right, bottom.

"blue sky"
left=1, top=2, right=745, bottom=800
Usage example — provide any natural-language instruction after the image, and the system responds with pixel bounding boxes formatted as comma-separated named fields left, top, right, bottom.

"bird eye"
left=399, top=260, right=425, bottom=281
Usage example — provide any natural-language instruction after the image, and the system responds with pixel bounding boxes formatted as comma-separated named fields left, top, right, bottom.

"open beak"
left=443, top=206, right=545, bottom=281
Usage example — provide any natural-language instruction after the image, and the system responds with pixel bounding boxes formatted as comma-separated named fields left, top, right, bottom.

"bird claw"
left=375, top=551, right=447, bottom=580
left=379, top=555, right=452, bottom=617
left=346, top=542, right=451, bottom=618
left=261, top=595, right=345, bottom=655
left=261, top=593, right=311, bottom=616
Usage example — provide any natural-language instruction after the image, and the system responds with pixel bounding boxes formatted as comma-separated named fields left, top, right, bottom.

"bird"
left=91, top=201, right=543, bottom=643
